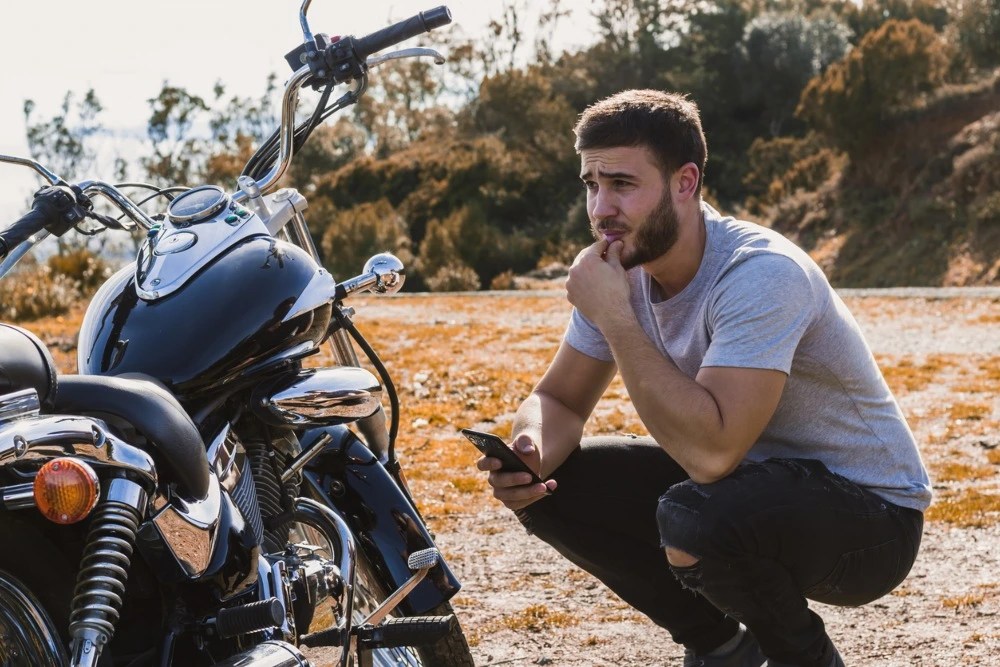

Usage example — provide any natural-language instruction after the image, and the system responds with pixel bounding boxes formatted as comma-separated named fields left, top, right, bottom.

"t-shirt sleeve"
left=702, top=254, right=819, bottom=374
left=564, top=308, right=615, bottom=362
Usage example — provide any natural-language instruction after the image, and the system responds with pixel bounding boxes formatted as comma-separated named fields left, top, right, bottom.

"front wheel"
left=0, top=570, right=69, bottom=667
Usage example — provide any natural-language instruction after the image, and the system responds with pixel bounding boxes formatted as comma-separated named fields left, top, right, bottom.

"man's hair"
left=574, top=89, right=707, bottom=192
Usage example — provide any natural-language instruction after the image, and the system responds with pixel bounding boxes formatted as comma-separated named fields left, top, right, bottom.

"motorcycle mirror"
left=362, top=253, right=405, bottom=295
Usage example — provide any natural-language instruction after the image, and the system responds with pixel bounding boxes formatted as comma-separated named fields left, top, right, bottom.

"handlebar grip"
left=353, top=6, right=452, bottom=60
left=0, top=207, right=55, bottom=261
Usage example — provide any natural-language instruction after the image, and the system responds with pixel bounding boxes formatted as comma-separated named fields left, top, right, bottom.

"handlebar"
left=0, top=186, right=80, bottom=261
left=353, top=6, right=452, bottom=61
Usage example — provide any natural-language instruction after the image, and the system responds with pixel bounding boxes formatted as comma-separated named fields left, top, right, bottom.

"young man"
left=476, top=89, right=930, bottom=667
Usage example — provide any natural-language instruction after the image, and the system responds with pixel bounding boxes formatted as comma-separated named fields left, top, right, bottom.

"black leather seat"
left=1, top=323, right=209, bottom=501
left=0, top=324, right=57, bottom=408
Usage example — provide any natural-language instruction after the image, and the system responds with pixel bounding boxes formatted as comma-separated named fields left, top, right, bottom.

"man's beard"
left=594, top=189, right=679, bottom=270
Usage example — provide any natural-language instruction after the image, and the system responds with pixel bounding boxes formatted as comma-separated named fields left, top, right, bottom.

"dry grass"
left=877, top=355, right=954, bottom=393
left=467, top=603, right=578, bottom=645
left=925, top=489, right=1000, bottom=527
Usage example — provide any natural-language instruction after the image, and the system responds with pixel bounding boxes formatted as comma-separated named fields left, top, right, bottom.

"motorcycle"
left=0, top=2, right=476, bottom=665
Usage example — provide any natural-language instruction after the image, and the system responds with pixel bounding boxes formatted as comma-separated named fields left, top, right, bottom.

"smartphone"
left=461, top=428, right=546, bottom=486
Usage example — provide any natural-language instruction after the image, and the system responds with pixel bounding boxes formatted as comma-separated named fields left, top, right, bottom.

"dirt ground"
left=340, top=289, right=1000, bottom=667
left=27, top=288, right=1000, bottom=666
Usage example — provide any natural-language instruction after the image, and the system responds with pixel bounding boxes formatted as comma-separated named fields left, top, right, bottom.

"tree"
left=737, top=10, right=853, bottom=136
left=23, top=89, right=104, bottom=182
left=796, top=18, right=951, bottom=159
left=142, top=84, right=210, bottom=186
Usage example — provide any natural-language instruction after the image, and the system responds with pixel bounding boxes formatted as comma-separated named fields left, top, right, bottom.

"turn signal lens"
left=33, top=458, right=100, bottom=524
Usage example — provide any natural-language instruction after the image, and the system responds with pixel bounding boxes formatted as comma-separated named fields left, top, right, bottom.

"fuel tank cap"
left=153, top=231, right=198, bottom=255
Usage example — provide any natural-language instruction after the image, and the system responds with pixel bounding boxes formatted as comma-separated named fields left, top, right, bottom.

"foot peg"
left=215, top=598, right=285, bottom=638
left=356, top=615, right=456, bottom=649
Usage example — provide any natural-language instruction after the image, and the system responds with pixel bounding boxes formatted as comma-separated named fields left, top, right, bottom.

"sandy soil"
left=348, top=289, right=1000, bottom=667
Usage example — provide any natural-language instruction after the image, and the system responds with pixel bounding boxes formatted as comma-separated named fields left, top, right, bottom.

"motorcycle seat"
left=0, top=324, right=58, bottom=408
left=54, top=374, right=210, bottom=501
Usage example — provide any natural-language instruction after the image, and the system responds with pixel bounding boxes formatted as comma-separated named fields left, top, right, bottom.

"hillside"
left=765, top=72, right=1000, bottom=287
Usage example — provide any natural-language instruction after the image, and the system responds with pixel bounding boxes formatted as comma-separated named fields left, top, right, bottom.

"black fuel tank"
left=78, top=237, right=331, bottom=399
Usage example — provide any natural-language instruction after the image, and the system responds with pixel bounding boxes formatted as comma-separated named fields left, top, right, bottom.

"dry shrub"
left=0, top=265, right=79, bottom=321
left=47, top=248, right=111, bottom=292
left=489, top=270, right=517, bottom=291
left=425, top=263, right=481, bottom=292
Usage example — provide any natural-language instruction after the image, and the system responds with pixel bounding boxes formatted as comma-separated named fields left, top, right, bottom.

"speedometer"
left=167, top=186, right=230, bottom=224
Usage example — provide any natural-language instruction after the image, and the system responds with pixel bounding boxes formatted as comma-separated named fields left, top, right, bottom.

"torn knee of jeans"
left=668, top=560, right=704, bottom=592
left=657, top=497, right=704, bottom=559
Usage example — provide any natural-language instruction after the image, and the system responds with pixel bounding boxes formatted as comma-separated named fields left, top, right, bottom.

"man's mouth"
left=600, top=228, right=627, bottom=243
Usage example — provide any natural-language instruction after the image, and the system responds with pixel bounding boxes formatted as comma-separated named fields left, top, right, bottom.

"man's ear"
left=673, top=162, right=701, bottom=203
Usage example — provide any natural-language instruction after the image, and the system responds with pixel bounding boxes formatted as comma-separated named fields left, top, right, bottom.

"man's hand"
left=566, top=239, right=633, bottom=329
left=477, top=433, right=557, bottom=511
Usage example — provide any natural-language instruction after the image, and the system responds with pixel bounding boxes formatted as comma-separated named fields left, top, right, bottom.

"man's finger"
left=476, top=456, right=501, bottom=472
left=605, top=239, right=624, bottom=266
left=488, top=470, right=541, bottom=488
left=492, top=481, right=550, bottom=503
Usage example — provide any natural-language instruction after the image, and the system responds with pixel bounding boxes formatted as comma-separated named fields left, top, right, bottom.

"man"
left=475, top=89, right=930, bottom=667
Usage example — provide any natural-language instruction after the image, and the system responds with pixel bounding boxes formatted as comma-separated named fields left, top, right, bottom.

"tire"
left=0, top=570, right=69, bottom=667
left=0, top=514, right=76, bottom=667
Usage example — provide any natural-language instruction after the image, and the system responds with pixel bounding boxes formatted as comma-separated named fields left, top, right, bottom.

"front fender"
left=300, top=426, right=460, bottom=615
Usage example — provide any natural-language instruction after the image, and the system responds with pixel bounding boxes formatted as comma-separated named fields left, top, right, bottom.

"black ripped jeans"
left=517, top=437, right=923, bottom=667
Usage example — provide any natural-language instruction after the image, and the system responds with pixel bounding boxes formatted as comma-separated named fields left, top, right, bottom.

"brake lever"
left=366, top=47, right=446, bottom=68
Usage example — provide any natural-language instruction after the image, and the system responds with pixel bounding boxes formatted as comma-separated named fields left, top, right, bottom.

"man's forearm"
left=512, top=391, right=586, bottom=478
left=600, top=317, right=734, bottom=483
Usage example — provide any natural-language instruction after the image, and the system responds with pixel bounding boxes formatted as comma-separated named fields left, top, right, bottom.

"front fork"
left=68, top=478, right=147, bottom=667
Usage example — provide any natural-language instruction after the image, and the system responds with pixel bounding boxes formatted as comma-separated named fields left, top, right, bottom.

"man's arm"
left=479, top=339, right=616, bottom=510
left=568, top=240, right=787, bottom=484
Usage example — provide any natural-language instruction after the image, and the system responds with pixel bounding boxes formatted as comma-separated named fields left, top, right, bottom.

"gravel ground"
left=365, top=289, right=1000, bottom=667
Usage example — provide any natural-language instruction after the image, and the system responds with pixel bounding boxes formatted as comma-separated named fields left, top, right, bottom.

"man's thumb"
left=513, top=434, right=536, bottom=454
left=606, top=239, right=624, bottom=265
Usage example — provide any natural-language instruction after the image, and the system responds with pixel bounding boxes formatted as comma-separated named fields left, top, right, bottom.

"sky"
left=0, top=0, right=596, bottom=220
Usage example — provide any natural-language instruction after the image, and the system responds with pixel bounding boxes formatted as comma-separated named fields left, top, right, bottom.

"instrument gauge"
left=168, top=186, right=230, bottom=224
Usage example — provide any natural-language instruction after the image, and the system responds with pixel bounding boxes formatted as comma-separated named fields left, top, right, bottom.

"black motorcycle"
left=0, top=2, right=475, bottom=665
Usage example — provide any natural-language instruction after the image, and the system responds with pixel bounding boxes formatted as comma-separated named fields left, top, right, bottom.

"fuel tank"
left=78, top=236, right=331, bottom=400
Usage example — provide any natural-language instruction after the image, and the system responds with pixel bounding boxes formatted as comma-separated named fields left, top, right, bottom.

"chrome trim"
left=1, top=483, right=35, bottom=510
left=211, top=641, right=310, bottom=667
left=149, top=476, right=221, bottom=578
left=256, top=367, right=382, bottom=427
left=361, top=547, right=439, bottom=627
left=207, top=424, right=245, bottom=494
left=0, top=415, right=157, bottom=485
left=0, top=231, right=51, bottom=279
left=271, top=560, right=296, bottom=640
left=367, top=47, right=446, bottom=68
left=106, top=478, right=148, bottom=511
left=0, top=389, right=40, bottom=426
left=281, top=432, right=333, bottom=484
left=299, top=0, right=316, bottom=46
left=294, top=498, right=356, bottom=667
left=166, top=185, right=229, bottom=223
left=263, top=188, right=309, bottom=236
left=0, top=153, right=61, bottom=185
left=78, top=180, right=157, bottom=230
left=244, top=66, right=313, bottom=196
left=279, top=268, right=337, bottom=324
left=337, top=252, right=406, bottom=297
left=134, top=208, right=270, bottom=301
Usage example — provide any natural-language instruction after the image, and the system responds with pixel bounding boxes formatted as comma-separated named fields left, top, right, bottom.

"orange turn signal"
left=33, top=458, right=100, bottom=525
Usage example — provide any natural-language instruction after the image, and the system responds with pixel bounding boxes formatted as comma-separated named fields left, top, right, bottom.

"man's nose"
left=591, top=189, right=617, bottom=220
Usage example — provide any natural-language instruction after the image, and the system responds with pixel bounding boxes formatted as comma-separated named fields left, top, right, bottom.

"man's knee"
left=664, top=546, right=699, bottom=567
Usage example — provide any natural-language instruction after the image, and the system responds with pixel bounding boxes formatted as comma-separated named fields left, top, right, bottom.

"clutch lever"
left=366, top=47, right=446, bottom=68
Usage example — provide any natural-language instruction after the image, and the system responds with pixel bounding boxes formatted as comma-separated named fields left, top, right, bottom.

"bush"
left=47, top=249, right=111, bottom=292
left=0, top=265, right=79, bottom=322
left=489, top=270, right=517, bottom=290
left=318, top=198, right=414, bottom=280
left=425, top=262, right=481, bottom=292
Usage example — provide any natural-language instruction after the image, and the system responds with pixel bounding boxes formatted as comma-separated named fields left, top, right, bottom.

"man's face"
left=579, top=145, right=679, bottom=270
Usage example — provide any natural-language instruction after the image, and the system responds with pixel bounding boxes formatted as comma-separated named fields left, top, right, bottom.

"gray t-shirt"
left=566, top=204, right=931, bottom=511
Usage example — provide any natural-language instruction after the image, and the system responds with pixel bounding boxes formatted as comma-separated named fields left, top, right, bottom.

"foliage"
left=796, top=19, right=951, bottom=159
left=951, top=0, right=1000, bottom=70
left=425, top=262, right=482, bottom=292
left=318, top=198, right=414, bottom=281
left=46, top=249, right=112, bottom=293
left=743, top=133, right=845, bottom=213
left=23, top=90, right=104, bottom=183
left=0, top=262, right=79, bottom=322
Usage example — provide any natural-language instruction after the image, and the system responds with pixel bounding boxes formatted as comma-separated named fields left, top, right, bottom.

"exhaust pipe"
left=210, top=641, right=311, bottom=666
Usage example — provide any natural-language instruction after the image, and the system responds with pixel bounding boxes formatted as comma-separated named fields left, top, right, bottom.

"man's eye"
left=583, top=181, right=597, bottom=191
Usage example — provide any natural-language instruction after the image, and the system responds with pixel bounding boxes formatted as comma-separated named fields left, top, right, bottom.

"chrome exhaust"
left=210, top=641, right=310, bottom=666
left=251, top=367, right=382, bottom=427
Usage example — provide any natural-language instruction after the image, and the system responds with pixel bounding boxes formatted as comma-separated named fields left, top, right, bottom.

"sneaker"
left=683, top=630, right=766, bottom=667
